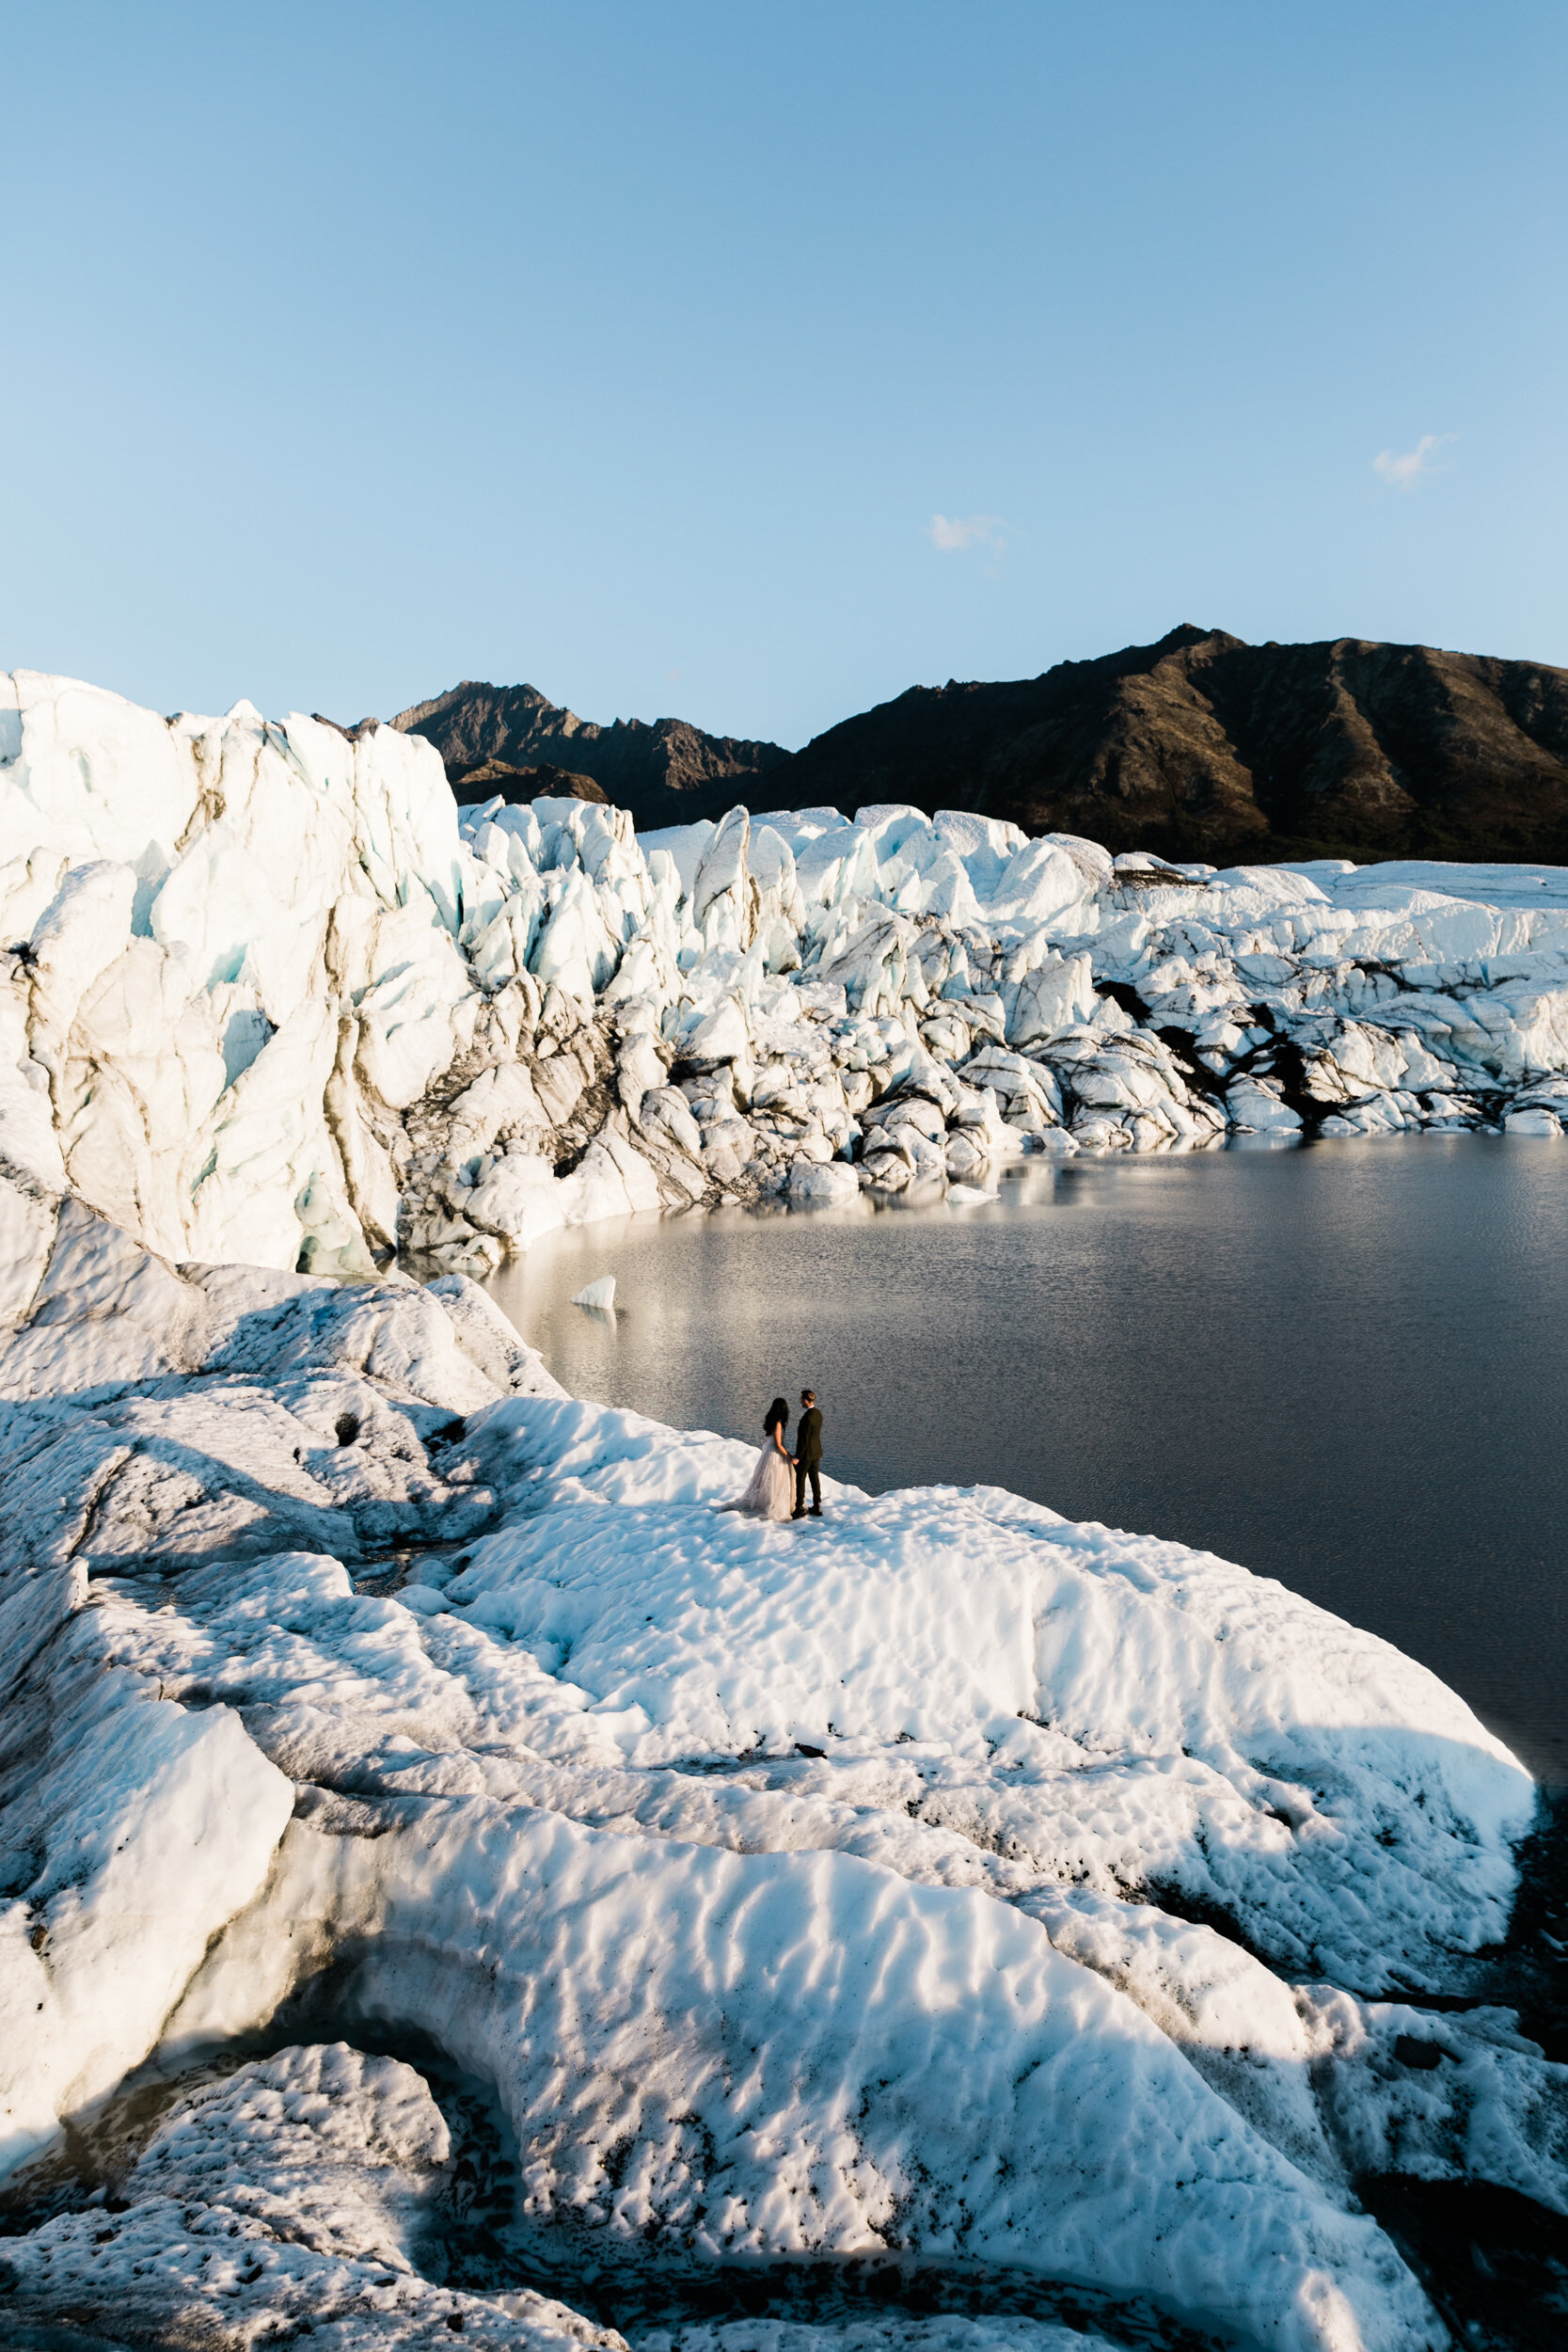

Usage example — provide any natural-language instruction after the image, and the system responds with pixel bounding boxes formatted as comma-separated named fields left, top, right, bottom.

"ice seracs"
left=6, top=670, right=1568, bottom=1283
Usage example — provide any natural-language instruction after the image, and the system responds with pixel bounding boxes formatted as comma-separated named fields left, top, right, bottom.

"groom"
left=793, top=1390, right=823, bottom=1519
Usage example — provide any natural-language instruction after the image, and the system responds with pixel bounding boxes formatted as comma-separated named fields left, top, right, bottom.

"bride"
left=725, top=1396, right=796, bottom=1520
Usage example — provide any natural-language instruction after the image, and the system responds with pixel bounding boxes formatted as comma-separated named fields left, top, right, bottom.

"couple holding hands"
left=728, top=1390, right=824, bottom=1523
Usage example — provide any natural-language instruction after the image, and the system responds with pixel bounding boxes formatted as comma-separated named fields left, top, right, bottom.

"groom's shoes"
left=808, top=1507, right=823, bottom=1518
left=791, top=1508, right=805, bottom=1520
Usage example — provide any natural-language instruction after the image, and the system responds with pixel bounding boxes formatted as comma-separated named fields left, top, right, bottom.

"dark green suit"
left=794, top=1405, right=822, bottom=1516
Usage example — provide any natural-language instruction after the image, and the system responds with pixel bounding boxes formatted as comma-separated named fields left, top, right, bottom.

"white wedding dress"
left=730, top=1435, right=796, bottom=1520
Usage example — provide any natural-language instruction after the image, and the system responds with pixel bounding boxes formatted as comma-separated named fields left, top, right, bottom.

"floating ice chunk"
left=572, top=1275, right=617, bottom=1311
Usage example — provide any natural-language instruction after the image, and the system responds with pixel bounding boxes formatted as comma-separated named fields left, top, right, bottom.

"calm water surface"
left=485, top=1136, right=1568, bottom=1785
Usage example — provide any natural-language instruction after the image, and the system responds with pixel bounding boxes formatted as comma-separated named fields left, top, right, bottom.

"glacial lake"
left=484, top=1134, right=1568, bottom=1788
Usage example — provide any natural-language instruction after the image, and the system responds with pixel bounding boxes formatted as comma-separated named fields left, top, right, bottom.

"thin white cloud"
left=928, top=512, right=1008, bottom=553
left=1372, top=433, right=1457, bottom=490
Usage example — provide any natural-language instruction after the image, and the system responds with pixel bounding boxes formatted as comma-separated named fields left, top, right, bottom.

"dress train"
left=729, top=1440, right=795, bottom=1520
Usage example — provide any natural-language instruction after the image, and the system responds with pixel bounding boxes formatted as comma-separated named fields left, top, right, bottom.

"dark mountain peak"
left=391, top=677, right=788, bottom=824
left=1152, top=621, right=1238, bottom=656
left=391, top=678, right=578, bottom=753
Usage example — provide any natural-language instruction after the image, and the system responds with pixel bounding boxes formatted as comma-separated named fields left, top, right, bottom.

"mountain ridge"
left=391, top=677, right=789, bottom=828
left=391, top=627, right=1568, bottom=863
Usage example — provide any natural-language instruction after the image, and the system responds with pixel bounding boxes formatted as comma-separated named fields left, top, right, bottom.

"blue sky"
left=5, top=1, right=1565, bottom=746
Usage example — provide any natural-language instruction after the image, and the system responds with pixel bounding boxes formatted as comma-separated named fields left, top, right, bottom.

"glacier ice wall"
left=6, top=670, right=1568, bottom=1289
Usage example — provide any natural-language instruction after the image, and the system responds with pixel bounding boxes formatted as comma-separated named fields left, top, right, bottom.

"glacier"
left=1, top=670, right=1565, bottom=2350
left=6, top=671, right=1568, bottom=1290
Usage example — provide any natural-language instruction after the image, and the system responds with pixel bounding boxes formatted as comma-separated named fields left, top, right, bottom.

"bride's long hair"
left=764, top=1396, right=789, bottom=1436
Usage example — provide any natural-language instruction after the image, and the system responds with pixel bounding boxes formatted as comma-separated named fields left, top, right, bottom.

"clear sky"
left=5, top=1, right=1565, bottom=748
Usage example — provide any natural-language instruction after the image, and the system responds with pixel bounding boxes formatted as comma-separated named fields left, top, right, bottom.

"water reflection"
left=484, top=1136, right=1568, bottom=1785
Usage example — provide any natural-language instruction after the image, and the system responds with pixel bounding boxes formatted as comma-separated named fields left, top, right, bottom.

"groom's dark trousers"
left=794, top=1406, right=823, bottom=1515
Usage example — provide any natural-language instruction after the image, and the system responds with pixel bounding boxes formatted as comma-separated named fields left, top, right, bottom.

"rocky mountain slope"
left=393, top=678, right=788, bottom=822
left=397, top=631, right=1568, bottom=864
left=771, top=628, right=1568, bottom=865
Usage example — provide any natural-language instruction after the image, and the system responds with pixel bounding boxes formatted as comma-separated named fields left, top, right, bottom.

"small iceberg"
left=572, top=1275, right=617, bottom=1312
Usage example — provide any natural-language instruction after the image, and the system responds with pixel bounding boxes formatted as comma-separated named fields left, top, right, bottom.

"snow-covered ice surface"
left=0, top=1189, right=1561, bottom=2351
left=3, top=673, right=1567, bottom=2349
